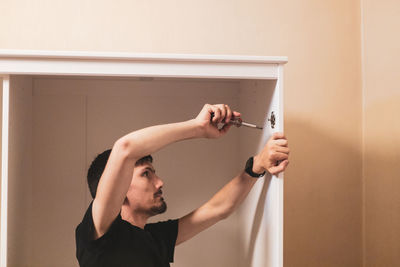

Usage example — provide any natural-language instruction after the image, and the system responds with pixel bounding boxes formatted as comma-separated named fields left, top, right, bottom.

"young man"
left=75, top=103, right=290, bottom=267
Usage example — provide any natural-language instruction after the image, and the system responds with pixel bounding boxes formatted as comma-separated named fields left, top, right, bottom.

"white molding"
left=0, top=50, right=286, bottom=79
left=1, top=75, right=9, bottom=267
left=0, top=49, right=288, bottom=64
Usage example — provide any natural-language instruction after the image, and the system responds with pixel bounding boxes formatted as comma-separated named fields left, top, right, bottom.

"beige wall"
left=2, top=0, right=398, bottom=266
left=362, top=0, right=400, bottom=266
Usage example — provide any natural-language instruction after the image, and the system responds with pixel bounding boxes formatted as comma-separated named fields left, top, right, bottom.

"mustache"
left=154, top=189, right=163, bottom=196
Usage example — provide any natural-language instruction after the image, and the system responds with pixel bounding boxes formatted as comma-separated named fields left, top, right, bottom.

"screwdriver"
left=211, top=113, right=263, bottom=130
left=229, top=117, right=263, bottom=130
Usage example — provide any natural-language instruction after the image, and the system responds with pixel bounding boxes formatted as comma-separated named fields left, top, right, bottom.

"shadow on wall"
left=364, top=96, right=400, bottom=266
left=282, top=117, right=363, bottom=267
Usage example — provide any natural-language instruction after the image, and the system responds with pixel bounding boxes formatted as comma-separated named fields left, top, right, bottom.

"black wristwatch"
left=244, top=156, right=266, bottom=178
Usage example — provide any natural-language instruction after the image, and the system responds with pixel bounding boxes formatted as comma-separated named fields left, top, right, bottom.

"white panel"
left=0, top=50, right=288, bottom=63
left=0, top=50, right=286, bottom=79
left=6, top=76, right=33, bottom=267
left=1, top=76, right=9, bottom=267
left=237, top=79, right=282, bottom=267
left=0, top=58, right=279, bottom=80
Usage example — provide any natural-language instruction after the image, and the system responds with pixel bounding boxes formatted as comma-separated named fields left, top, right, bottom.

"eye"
left=143, top=171, right=150, bottom=177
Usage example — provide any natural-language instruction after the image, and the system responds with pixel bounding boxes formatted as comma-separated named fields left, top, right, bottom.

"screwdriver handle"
left=229, top=117, right=243, bottom=127
left=210, top=112, right=242, bottom=127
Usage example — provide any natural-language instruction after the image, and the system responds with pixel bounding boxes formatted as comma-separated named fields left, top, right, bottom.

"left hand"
left=253, top=132, right=290, bottom=175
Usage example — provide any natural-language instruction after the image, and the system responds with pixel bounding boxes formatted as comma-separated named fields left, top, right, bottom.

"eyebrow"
left=144, top=167, right=156, bottom=173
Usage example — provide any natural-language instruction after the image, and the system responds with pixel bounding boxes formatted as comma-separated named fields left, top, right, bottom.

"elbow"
left=113, top=138, right=136, bottom=160
left=114, top=137, right=130, bottom=150
left=219, top=212, right=230, bottom=220
left=219, top=207, right=234, bottom=220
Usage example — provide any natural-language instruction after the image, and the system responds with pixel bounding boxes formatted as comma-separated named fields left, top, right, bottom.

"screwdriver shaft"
left=241, top=121, right=263, bottom=130
left=230, top=118, right=263, bottom=130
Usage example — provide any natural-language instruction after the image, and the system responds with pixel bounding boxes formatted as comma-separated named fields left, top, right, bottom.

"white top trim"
left=0, top=50, right=287, bottom=79
left=0, top=49, right=287, bottom=64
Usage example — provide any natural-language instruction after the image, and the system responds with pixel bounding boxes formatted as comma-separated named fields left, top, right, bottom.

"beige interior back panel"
left=6, top=75, right=280, bottom=267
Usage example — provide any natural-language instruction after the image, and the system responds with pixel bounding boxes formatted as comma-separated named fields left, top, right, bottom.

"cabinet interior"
left=6, top=74, right=279, bottom=267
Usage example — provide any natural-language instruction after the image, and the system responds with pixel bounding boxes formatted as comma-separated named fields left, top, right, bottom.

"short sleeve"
left=75, top=201, right=122, bottom=254
left=145, top=219, right=179, bottom=263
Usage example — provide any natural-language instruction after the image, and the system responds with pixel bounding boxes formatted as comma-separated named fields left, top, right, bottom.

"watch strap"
left=245, top=156, right=266, bottom=178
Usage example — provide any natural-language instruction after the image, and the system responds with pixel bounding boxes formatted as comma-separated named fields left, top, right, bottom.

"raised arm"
left=92, top=104, right=238, bottom=239
left=176, top=132, right=289, bottom=245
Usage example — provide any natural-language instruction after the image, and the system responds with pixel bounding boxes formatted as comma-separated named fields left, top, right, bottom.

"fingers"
left=275, top=139, right=288, bottom=147
left=272, top=151, right=289, bottom=161
left=204, top=104, right=215, bottom=121
left=211, top=108, right=221, bottom=123
left=225, top=105, right=232, bottom=123
left=199, top=103, right=241, bottom=139
left=268, top=160, right=289, bottom=175
left=222, top=105, right=241, bottom=123
left=272, top=132, right=286, bottom=140
left=260, top=132, right=290, bottom=175
left=275, top=146, right=290, bottom=154
left=233, top=111, right=241, bottom=118
left=219, top=123, right=232, bottom=135
left=209, top=104, right=239, bottom=124
left=208, top=105, right=221, bottom=123
left=215, top=104, right=228, bottom=123
left=270, top=133, right=289, bottom=151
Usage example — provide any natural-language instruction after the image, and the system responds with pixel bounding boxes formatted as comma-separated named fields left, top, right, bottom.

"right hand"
left=195, top=104, right=241, bottom=138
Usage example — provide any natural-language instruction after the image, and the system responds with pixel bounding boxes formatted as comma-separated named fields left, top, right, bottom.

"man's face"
left=126, top=162, right=167, bottom=216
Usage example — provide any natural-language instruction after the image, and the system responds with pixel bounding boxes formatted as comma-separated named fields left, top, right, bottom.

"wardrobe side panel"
left=0, top=78, right=3, bottom=262
left=0, top=77, right=2, bottom=218
left=237, top=80, right=281, bottom=267
left=7, top=76, right=33, bottom=267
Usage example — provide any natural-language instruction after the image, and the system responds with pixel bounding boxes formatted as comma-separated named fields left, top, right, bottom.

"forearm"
left=116, top=119, right=201, bottom=160
left=206, top=171, right=258, bottom=219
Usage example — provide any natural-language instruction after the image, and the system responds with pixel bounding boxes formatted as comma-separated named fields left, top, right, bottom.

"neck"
left=120, top=203, right=149, bottom=229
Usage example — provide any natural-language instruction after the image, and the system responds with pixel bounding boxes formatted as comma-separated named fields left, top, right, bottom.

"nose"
left=154, top=175, right=164, bottom=189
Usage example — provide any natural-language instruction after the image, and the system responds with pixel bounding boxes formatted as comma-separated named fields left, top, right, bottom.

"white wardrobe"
left=0, top=51, right=287, bottom=267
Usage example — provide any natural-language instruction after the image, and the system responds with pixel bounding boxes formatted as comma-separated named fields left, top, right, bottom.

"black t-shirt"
left=75, top=201, right=178, bottom=267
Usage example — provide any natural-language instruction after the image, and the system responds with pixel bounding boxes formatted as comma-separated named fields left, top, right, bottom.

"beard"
left=150, top=198, right=167, bottom=215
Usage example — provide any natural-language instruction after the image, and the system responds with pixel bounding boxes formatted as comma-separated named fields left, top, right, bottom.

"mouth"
left=154, top=190, right=163, bottom=198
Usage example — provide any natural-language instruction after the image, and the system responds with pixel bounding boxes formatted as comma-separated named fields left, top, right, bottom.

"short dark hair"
left=87, top=149, right=153, bottom=199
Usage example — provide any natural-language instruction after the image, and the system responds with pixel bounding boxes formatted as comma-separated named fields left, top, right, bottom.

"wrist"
left=244, top=156, right=266, bottom=178
left=252, top=155, right=265, bottom=174
left=186, top=119, right=204, bottom=139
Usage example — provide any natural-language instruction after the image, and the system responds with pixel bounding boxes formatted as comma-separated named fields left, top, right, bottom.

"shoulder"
left=76, top=201, right=95, bottom=239
left=76, top=201, right=124, bottom=245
